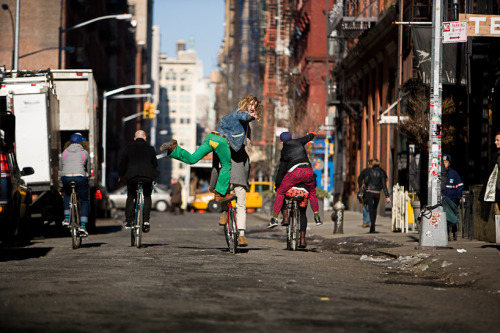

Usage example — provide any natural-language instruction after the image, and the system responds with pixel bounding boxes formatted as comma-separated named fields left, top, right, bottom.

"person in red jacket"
left=267, top=131, right=322, bottom=229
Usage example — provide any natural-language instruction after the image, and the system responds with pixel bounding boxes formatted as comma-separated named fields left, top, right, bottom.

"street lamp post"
left=58, top=13, right=132, bottom=69
left=102, top=84, right=151, bottom=187
left=2, top=1, right=19, bottom=70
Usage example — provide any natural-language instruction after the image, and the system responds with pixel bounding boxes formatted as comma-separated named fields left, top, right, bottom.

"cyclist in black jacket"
left=358, top=158, right=391, bottom=233
left=119, top=130, right=159, bottom=232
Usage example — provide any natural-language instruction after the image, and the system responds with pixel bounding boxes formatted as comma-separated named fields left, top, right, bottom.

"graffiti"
left=429, top=212, right=440, bottom=230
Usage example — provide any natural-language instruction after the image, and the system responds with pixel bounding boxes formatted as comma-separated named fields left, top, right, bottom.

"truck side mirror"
left=21, top=167, right=34, bottom=176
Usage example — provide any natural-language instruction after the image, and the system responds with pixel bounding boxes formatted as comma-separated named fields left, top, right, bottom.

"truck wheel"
left=15, top=205, right=31, bottom=246
left=207, top=200, right=221, bottom=213
left=155, top=201, right=169, bottom=212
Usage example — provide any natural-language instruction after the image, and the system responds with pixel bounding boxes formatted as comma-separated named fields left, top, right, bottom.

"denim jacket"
left=216, top=107, right=254, bottom=152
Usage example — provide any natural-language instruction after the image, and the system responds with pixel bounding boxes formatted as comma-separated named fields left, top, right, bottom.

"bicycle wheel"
left=286, top=207, right=293, bottom=250
left=70, top=193, right=81, bottom=249
left=131, top=193, right=138, bottom=247
left=224, top=206, right=238, bottom=253
left=135, top=192, right=144, bottom=248
left=291, top=206, right=300, bottom=251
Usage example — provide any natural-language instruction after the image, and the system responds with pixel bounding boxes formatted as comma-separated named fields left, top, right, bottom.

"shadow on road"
left=0, top=247, right=52, bottom=262
left=79, top=242, right=107, bottom=248
left=95, top=225, right=123, bottom=234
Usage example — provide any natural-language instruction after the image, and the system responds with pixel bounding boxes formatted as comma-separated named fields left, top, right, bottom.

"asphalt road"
left=0, top=210, right=499, bottom=332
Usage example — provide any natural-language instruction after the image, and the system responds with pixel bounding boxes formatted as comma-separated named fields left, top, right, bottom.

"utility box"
left=419, top=209, right=448, bottom=247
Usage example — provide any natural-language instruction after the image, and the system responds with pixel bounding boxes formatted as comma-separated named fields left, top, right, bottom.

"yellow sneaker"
left=238, top=235, right=248, bottom=247
left=219, top=213, right=227, bottom=226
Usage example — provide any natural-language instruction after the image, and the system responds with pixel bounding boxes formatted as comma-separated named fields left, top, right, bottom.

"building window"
left=172, top=72, right=177, bottom=80
left=180, top=85, right=185, bottom=91
left=171, top=117, right=176, bottom=123
left=180, top=118, right=185, bottom=124
left=186, top=118, right=191, bottom=124
left=186, top=85, right=191, bottom=92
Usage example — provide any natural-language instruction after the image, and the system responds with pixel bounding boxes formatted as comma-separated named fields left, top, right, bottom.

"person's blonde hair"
left=369, top=158, right=380, bottom=167
left=237, top=95, right=262, bottom=122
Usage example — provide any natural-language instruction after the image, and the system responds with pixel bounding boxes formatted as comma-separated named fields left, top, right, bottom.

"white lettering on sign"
left=492, top=17, right=500, bottom=34
left=469, top=16, right=486, bottom=34
left=459, top=13, right=500, bottom=37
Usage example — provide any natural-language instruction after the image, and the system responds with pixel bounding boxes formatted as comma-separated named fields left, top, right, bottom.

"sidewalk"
left=250, top=209, right=500, bottom=293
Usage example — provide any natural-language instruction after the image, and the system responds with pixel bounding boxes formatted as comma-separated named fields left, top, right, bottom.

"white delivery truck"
left=0, top=69, right=105, bottom=232
left=0, top=70, right=63, bottom=227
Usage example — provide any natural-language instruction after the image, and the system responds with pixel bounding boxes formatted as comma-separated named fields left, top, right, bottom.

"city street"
left=0, top=210, right=499, bottom=332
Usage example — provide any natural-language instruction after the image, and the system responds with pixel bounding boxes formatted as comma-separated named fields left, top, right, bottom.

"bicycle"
left=284, top=195, right=304, bottom=251
left=130, top=182, right=144, bottom=248
left=220, top=196, right=238, bottom=254
left=416, top=202, right=442, bottom=230
left=68, top=181, right=86, bottom=249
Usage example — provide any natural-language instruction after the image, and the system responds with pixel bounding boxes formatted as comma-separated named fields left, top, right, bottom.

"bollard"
left=331, top=200, right=345, bottom=234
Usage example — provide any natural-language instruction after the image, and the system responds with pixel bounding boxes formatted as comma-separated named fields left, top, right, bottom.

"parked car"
left=0, top=109, right=34, bottom=245
left=109, top=183, right=171, bottom=212
left=193, top=181, right=270, bottom=212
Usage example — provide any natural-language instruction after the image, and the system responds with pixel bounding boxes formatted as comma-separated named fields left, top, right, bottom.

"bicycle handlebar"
left=424, top=203, right=442, bottom=211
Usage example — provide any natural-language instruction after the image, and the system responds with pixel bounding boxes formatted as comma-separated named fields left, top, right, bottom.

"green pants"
left=170, top=133, right=231, bottom=195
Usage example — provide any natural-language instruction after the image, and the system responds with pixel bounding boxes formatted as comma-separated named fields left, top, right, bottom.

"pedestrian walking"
left=170, top=177, right=183, bottom=215
left=358, top=159, right=375, bottom=228
left=359, top=158, right=391, bottom=233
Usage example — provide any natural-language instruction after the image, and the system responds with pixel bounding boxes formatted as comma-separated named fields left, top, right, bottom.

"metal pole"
left=13, top=0, right=19, bottom=71
left=58, top=26, right=62, bottom=69
left=421, top=0, right=448, bottom=247
left=427, top=0, right=443, bottom=206
left=102, top=92, right=107, bottom=187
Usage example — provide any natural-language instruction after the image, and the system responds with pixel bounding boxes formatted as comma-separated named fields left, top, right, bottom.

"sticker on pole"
left=443, top=21, right=467, bottom=43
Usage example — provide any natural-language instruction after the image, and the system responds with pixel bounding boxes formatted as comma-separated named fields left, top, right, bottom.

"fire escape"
left=330, top=0, right=379, bottom=63
left=262, top=0, right=278, bottom=146
left=329, top=0, right=379, bottom=111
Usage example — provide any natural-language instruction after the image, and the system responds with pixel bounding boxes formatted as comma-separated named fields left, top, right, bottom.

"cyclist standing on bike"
left=267, top=131, right=322, bottom=229
left=59, top=133, right=90, bottom=236
left=160, top=95, right=262, bottom=203
left=119, top=130, right=159, bottom=232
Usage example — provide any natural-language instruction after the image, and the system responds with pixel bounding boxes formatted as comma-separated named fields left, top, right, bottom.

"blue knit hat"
left=280, top=132, right=292, bottom=142
left=70, top=133, right=86, bottom=143
left=443, top=154, right=451, bottom=162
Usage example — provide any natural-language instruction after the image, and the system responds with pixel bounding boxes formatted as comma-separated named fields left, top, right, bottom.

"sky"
left=153, top=0, right=226, bottom=77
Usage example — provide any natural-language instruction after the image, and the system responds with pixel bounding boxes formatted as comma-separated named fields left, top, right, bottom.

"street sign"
left=319, top=124, right=334, bottom=131
left=443, top=21, right=467, bottom=43
left=459, top=13, right=500, bottom=37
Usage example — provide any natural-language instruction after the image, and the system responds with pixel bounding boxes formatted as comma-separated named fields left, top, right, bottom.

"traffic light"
left=149, top=103, right=156, bottom=119
left=143, top=101, right=151, bottom=119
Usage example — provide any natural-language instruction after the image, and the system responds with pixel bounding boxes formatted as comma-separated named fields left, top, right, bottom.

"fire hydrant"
left=331, top=200, right=345, bottom=234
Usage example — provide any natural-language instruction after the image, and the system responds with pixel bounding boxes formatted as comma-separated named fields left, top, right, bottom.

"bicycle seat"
left=69, top=181, right=77, bottom=187
left=288, top=195, right=304, bottom=201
